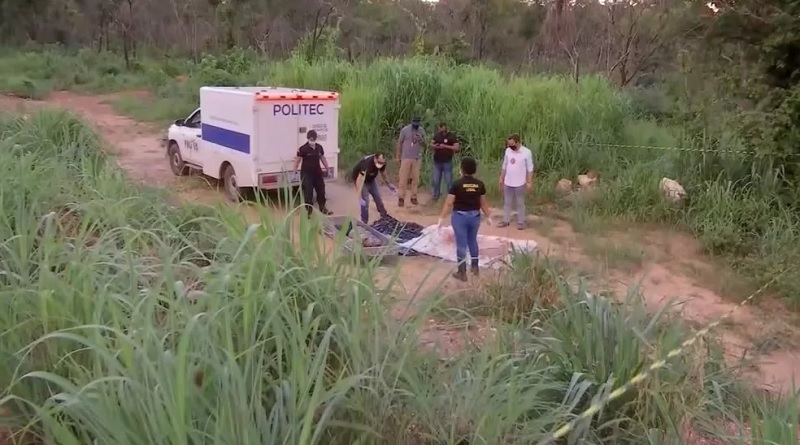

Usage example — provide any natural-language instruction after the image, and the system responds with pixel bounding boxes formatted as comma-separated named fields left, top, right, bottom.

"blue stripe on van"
left=201, top=123, right=251, bottom=154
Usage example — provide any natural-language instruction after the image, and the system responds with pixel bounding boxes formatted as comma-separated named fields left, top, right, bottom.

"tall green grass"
left=0, top=47, right=798, bottom=303
left=0, top=109, right=796, bottom=445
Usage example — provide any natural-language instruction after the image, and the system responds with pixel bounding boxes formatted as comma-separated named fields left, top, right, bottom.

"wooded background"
left=0, top=0, right=759, bottom=84
left=1, top=0, right=798, bottom=162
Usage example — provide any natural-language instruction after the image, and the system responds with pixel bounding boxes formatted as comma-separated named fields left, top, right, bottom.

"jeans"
left=360, top=181, right=388, bottom=223
left=431, top=161, right=453, bottom=200
left=503, top=185, right=526, bottom=225
left=451, top=210, right=481, bottom=271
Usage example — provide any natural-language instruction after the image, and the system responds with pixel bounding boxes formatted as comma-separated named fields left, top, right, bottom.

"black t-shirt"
left=449, top=175, right=486, bottom=211
left=297, top=142, right=324, bottom=176
left=432, top=131, right=458, bottom=163
left=350, top=155, right=386, bottom=184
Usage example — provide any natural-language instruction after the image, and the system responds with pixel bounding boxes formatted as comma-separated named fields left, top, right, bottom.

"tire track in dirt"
left=2, top=91, right=799, bottom=392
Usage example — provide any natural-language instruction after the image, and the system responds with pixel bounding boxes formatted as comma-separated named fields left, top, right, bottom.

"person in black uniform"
left=292, top=130, right=332, bottom=217
left=437, top=157, right=493, bottom=281
left=430, top=122, right=460, bottom=202
left=350, top=153, right=397, bottom=223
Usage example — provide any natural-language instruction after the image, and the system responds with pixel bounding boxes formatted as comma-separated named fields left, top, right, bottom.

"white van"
left=165, top=86, right=340, bottom=201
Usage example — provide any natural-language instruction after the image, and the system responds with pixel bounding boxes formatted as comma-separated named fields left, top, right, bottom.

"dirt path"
left=3, top=90, right=799, bottom=392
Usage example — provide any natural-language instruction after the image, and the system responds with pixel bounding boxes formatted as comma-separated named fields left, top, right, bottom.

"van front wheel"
left=222, top=164, right=242, bottom=202
left=168, top=142, right=189, bottom=176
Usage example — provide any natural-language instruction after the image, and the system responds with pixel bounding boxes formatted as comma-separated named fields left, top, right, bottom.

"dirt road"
left=2, top=90, right=799, bottom=391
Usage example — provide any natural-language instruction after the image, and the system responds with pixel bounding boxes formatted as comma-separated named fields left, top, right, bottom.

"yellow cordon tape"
left=536, top=272, right=785, bottom=445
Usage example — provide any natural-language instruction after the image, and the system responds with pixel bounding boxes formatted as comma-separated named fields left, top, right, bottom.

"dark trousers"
left=451, top=210, right=481, bottom=272
left=301, top=174, right=327, bottom=215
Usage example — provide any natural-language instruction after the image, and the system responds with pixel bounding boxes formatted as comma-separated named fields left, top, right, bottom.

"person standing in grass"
left=350, top=153, right=397, bottom=224
left=438, top=157, right=493, bottom=282
left=292, top=130, right=332, bottom=217
left=395, top=116, right=426, bottom=207
left=430, top=122, right=460, bottom=203
left=498, top=133, right=534, bottom=230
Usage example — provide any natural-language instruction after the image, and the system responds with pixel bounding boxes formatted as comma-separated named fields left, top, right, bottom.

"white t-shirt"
left=501, top=146, right=534, bottom=187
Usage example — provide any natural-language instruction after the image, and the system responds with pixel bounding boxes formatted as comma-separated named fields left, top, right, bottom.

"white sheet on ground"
left=398, top=225, right=538, bottom=268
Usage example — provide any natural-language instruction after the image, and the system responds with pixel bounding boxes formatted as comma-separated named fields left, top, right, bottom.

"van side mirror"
left=174, top=119, right=184, bottom=126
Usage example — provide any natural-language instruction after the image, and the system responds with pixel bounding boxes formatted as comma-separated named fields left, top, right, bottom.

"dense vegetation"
left=0, top=107, right=796, bottom=445
left=0, top=0, right=799, bottom=441
left=0, top=47, right=796, bottom=304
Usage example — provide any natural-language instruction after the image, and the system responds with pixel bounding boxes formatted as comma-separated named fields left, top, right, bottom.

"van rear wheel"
left=222, top=164, right=242, bottom=202
left=168, top=142, right=189, bottom=176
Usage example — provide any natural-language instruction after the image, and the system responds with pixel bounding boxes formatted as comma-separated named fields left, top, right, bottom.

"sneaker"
left=471, top=267, right=479, bottom=277
left=452, top=270, right=468, bottom=282
left=320, top=208, right=333, bottom=216
left=398, top=198, right=405, bottom=207
left=411, top=197, right=418, bottom=205
left=497, top=222, right=510, bottom=228
left=517, top=223, right=525, bottom=230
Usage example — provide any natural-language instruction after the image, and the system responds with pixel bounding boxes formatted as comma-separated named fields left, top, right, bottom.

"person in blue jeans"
left=350, top=153, right=397, bottom=223
left=430, top=122, right=460, bottom=202
left=437, top=157, right=493, bottom=281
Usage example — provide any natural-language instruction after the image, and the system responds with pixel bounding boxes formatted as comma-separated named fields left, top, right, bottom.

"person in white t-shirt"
left=497, top=134, right=534, bottom=229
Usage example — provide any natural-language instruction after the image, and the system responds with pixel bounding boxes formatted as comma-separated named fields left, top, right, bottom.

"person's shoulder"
left=447, top=131, right=458, bottom=140
left=521, top=145, right=533, bottom=154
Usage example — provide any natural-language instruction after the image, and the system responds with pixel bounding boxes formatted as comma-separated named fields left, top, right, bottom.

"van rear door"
left=253, top=101, right=300, bottom=188
left=296, top=99, right=339, bottom=180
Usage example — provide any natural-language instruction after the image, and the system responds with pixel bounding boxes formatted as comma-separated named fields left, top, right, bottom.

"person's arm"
left=380, top=169, right=391, bottom=185
left=438, top=194, right=455, bottom=226
left=351, top=160, right=364, bottom=184
left=479, top=183, right=492, bottom=223
left=319, top=145, right=330, bottom=171
left=480, top=196, right=492, bottom=220
left=448, top=135, right=461, bottom=152
left=525, top=149, right=534, bottom=189
left=395, top=129, right=405, bottom=159
left=293, top=147, right=303, bottom=172
left=499, top=152, right=508, bottom=186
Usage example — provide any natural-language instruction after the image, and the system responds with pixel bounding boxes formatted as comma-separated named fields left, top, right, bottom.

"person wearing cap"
left=350, top=153, right=397, bottom=223
left=292, top=129, right=332, bottom=217
left=395, top=117, right=426, bottom=207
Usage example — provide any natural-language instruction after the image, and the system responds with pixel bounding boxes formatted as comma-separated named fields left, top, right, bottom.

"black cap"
left=411, top=116, right=421, bottom=123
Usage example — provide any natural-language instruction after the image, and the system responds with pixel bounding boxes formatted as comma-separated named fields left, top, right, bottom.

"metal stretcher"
left=321, top=215, right=401, bottom=259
